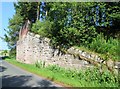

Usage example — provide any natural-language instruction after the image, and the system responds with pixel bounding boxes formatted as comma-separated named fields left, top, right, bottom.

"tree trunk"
left=37, top=2, right=40, bottom=20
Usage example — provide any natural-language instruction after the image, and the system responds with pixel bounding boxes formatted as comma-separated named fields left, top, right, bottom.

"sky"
left=0, top=2, right=15, bottom=50
left=0, top=1, right=43, bottom=50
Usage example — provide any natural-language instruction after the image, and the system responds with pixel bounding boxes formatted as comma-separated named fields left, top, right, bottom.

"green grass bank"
left=4, top=57, right=119, bottom=87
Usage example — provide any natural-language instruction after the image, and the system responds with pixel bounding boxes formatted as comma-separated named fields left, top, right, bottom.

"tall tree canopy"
left=1, top=2, right=39, bottom=56
left=1, top=13, right=23, bottom=56
left=14, top=2, right=38, bottom=23
left=40, top=2, right=120, bottom=47
left=1, top=2, right=119, bottom=58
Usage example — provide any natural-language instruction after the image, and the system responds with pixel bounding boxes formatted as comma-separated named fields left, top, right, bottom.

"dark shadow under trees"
left=2, top=75, right=59, bottom=88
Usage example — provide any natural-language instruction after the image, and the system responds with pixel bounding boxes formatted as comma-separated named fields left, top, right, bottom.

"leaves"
left=2, top=2, right=119, bottom=59
left=31, top=20, right=53, bottom=37
left=14, top=2, right=38, bottom=23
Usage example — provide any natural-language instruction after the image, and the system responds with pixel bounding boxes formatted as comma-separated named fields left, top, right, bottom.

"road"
left=0, top=57, right=63, bottom=88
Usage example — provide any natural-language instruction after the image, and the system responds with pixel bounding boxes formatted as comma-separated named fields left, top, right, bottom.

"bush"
left=35, top=61, right=45, bottom=68
left=58, top=26, right=97, bottom=49
left=31, top=20, right=53, bottom=37
left=36, top=63, right=118, bottom=87
left=31, top=20, right=118, bottom=61
left=88, top=33, right=119, bottom=60
left=60, top=27, right=80, bottom=46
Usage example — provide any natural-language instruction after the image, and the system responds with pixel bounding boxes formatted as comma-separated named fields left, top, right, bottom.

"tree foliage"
left=31, top=20, right=53, bottom=37
left=1, top=2, right=39, bottom=56
left=1, top=2, right=119, bottom=59
left=45, top=2, right=120, bottom=47
left=14, top=2, right=38, bottom=23
left=1, top=13, right=23, bottom=56
left=31, top=2, right=119, bottom=60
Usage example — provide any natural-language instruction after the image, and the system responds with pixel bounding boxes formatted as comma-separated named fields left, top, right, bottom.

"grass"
left=4, top=57, right=119, bottom=87
left=74, top=46, right=100, bottom=56
left=74, top=33, right=119, bottom=61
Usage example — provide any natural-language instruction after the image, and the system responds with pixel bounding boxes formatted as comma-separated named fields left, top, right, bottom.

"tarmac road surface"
left=0, top=57, right=64, bottom=88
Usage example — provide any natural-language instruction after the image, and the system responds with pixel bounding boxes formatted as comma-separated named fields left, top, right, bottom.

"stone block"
left=17, top=31, right=97, bottom=70
left=35, top=34, right=40, bottom=38
left=83, top=61, right=89, bottom=65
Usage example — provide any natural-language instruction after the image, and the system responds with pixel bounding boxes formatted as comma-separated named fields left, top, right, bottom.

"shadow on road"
left=2, top=75, right=32, bottom=87
left=0, top=66, right=7, bottom=72
left=37, top=79, right=53, bottom=87
left=1, top=56, right=10, bottom=60
left=2, top=75, right=60, bottom=88
left=37, top=80, right=60, bottom=89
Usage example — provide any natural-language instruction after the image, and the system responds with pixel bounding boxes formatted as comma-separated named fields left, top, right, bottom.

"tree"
left=0, top=50, right=8, bottom=56
left=1, top=13, right=23, bottom=56
left=37, top=2, right=40, bottom=20
left=107, top=2, right=120, bottom=37
left=43, top=2, right=97, bottom=48
left=2, top=2, right=119, bottom=57
left=14, top=2, right=38, bottom=23
left=1, top=2, right=40, bottom=57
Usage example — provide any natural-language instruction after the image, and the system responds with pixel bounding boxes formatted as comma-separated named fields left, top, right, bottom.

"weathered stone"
left=94, top=55, right=98, bottom=61
left=53, top=49, right=59, bottom=56
left=85, top=53, right=91, bottom=59
left=106, top=59, right=114, bottom=71
left=67, top=47, right=75, bottom=54
left=78, top=50, right=82, bottom=54
left=29, top=32, right=34, bottom=36
left=83, top=61, right=89, bottom=65
left=115, top=62, right=120, bottom=67
left=17, top=31, right=116, bottom=71
left=91, top=54, right=95, bottom=59
left=81, top=52, right=86, bottom=57
left=114, top=66, right=118, bottom=69
left=35, top=34, right=40, bottom=38
left=72, top=59, right=83, bottom=64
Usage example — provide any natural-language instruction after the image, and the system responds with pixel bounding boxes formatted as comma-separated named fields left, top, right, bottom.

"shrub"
left=35, top=61, right=45, bottom=68
left=58, top=26, right=97, bottom=48
left=88, top=33, right=119, bottom=60
left=31, top=20, right=53, bottom=37
left=60, top=27, right=80, bottom=46
left=36, top=64, right=118, bottom=87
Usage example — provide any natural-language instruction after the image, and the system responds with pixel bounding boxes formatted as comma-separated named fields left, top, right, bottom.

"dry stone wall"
left=17, top=31, right=118, bottom=71
left=17, top=32, right=94, bottom=69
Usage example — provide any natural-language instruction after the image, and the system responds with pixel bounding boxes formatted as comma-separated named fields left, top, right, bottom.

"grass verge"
left=4, top=57, right=119, bottom=87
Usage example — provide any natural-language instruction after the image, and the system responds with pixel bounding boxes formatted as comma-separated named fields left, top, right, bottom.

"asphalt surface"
left=0, top=57, right=63, bottom=88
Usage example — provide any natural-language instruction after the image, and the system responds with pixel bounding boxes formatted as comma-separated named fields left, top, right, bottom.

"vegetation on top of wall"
left=31, top=20, right=119, bottom=61
left=30, top=2, right=119, bottom=61
left=31, top=20, right=53, bottom=38
left=74, top=33, right=119, bottom=61
left=88, top=33, right=119, bottom=61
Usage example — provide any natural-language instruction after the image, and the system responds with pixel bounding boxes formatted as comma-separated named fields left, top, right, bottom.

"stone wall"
left=17, top=32, right=93, bottom=69
left=16, top=31, right=119, bottom=71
